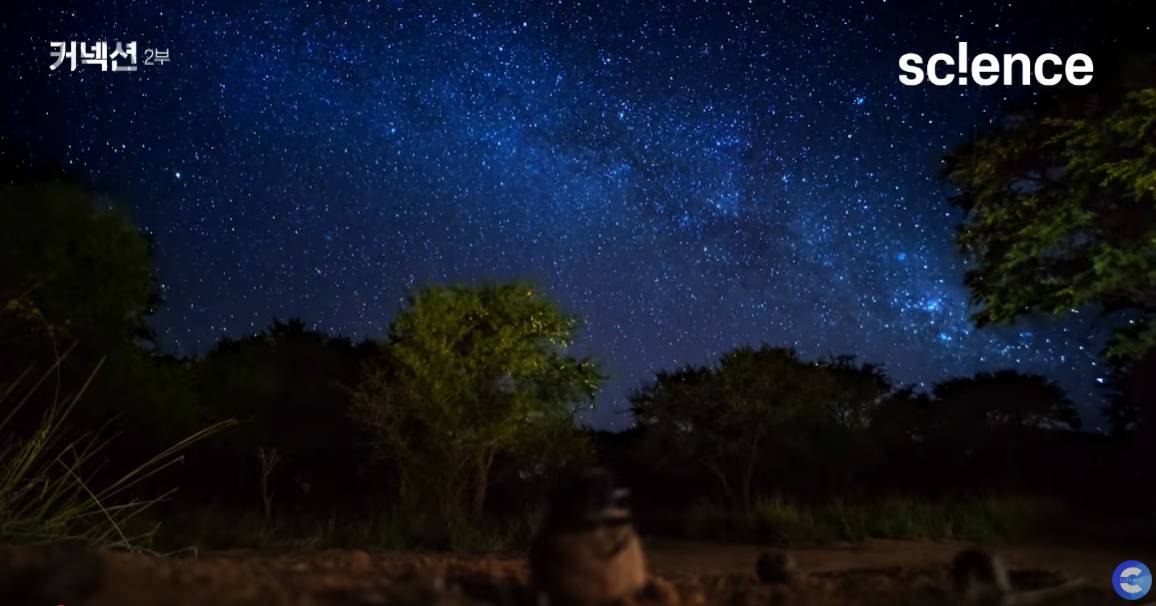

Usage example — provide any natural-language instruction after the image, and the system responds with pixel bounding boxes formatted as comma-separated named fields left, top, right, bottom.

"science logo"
left=898, top=42, right=1092, bottom=86
left=1113, top=560, right=1152, bottom=600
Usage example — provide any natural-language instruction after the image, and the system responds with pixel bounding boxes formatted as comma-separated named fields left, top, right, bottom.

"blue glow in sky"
left=0, top=0, right=1115, bottom=428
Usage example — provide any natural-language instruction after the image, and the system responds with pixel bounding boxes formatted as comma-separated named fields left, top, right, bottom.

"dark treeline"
left=2, top=178, right=1150, bottom=552
left=614, top=356, right=1115, bottom=521
left=4, top=40, right=1156, bottom=545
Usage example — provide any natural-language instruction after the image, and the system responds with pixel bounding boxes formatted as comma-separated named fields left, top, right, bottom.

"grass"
left=0, top=348, right=235, bottom=550
left=682, top=494, right=1060, bottom=546
left=152, top=508, right=408, bottom=551
left=0, top=341, right=1056, bottom=554
left=0, top=343, right=537, bottom=555
left=446, top=506, right=543, bottom=552
left=150, top=505, right=544, bottom=554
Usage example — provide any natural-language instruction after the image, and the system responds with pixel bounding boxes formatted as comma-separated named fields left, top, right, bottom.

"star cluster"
left=1, top=1, right=1116, bottom=428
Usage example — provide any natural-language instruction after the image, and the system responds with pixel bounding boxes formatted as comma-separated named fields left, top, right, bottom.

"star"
left=0, top=0, right=1112, bottom=427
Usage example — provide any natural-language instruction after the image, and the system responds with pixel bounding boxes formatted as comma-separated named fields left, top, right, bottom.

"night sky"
left=2, top=1, right=1136, bottom=429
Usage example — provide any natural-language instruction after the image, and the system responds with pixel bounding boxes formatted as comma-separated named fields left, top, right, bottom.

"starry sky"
left=2, top=0, right=1139, bottom=429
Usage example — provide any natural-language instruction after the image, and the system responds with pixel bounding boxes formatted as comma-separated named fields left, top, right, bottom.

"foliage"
left=352, top=283, right=600, bottom=521
left=0, top=349, right=234, bottom=549
left=1105, top=347, right=1156, bottom=436
left=0, top=182, right=156, bottom=349
left=945, top=68, right=1156, bottom=361
left=813, top=355, right=891, bottom=430
left=630, top=346, right=890, bottom=513
left=194, top=319, right=373, bottom=510
left=680, top=495, right=1056, bottom=546
left=863, top=372, right=1083, bottom=495
left=1104, top=350, right=1155, bottom=499
left=947, top=65, right=1156, bottom=450
left=931, top=370, right=1081, bottom=433
left=867, top=386, right=933, bottom=445
left=0, top=181, right=201, bottom=449
left=629, top=343, right=1096, bottom=510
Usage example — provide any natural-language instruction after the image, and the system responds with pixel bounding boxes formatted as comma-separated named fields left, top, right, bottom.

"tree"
left=931, top=370, right=1081, bottom=434
left=946, top=61, right=1156, bottom=450
left=1104, top=348, right=1156, bottom=501
left=807, top=356, right=892, bottom=494
left=813, top=355, right=890, bottom=430
left=1105, top=348, right=1156, bottom=437
left=0, top=182, right=201, bottom=447
left=865, top=386, right=943, bottom=493
left=944, top=61, right=1156, bottom=361
left=351, top=283, right=600, bottom=520
left=928, top=371, right=1082, bottom=491
left=0, top=182, right=156, bottom=354
left=194, top=319, right=373, bottom=510
left=631, top=346, right=886, bottom=512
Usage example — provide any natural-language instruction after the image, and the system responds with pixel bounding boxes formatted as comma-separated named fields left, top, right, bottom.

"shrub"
left=680, top=494, right=1057, bottom=546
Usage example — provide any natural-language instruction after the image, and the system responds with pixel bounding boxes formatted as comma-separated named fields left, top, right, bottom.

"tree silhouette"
left=814, top=355, right=891, bottom=430
left=1104, top=349, right=1155, bottom=495
left=0, top=182, right=155, bottom=353
left=631, top=346, right=889, bottom=512
left=932, top=370, right=1081, bottom=433
left=0, top=182, right=200, bottom=446
left=921, top=371, right=1082, bottom=491
left=194, top=319, right=373, bottom=509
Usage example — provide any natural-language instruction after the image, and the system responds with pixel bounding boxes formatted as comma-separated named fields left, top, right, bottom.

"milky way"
left=1, top=1, right=1120, bottom=428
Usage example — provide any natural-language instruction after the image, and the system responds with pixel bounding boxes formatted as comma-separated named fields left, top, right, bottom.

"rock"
left=755, top=551, right=796, bottom=585
left=950, top=547, right=1009, bottom=602
left=347, top=549, right=373, bottom=573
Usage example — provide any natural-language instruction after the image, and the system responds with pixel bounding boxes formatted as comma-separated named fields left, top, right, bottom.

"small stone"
left=347, top=550, right=373, bottom=572
left=755, top=551, right=797, bottom=584
left=951, top=547, right=1010, bottom=602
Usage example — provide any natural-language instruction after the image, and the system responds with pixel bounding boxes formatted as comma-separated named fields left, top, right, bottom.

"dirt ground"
left=0, top=539, right=1144, bottom=605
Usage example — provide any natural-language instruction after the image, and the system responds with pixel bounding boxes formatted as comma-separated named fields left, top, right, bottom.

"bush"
left=681, top=501, right=743, bottom=541
left=446, top=507, right=544, bottom=553
left=947, top=496, right=1051, bottom=542
left=681, top=495, right=1057, bottom=546
left=750, top=496, right=826, bottom=544
left=352, top=283, right=599, bottom=522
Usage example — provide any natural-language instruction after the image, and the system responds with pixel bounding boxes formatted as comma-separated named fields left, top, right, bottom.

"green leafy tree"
left=944, top=64, right=1156, bottom=359
left=352, top=283, right=600, bottom=520
left=945, top=62, right=1156, bottom=444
